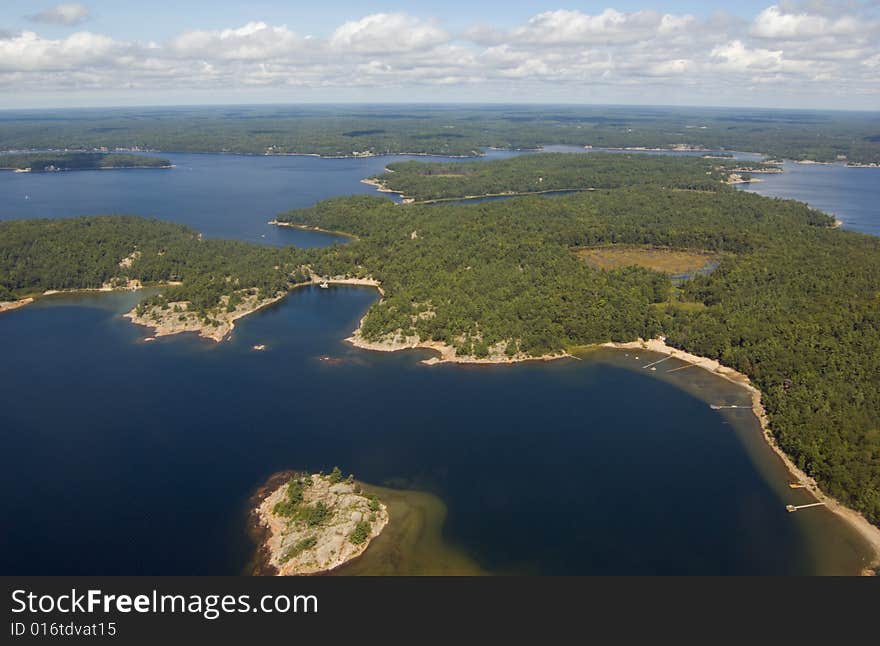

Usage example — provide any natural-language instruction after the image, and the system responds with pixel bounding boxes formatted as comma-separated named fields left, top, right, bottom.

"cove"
left=0, top=287, right=872, bottom=574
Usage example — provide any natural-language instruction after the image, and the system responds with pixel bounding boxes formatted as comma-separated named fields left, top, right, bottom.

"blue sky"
left=0, top=1, right=784, bottom=37
left=1, top=2, right=878, bottom=109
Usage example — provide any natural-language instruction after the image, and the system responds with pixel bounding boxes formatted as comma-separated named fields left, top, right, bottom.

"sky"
left=0, top=1, right=878, bottom=110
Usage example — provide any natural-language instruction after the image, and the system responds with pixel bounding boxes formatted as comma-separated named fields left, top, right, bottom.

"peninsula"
left=252, top=469, right=389, bottom=576
left=364, top=153, right=774, bottom=203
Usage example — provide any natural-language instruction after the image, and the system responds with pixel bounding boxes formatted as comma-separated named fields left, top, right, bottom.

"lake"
left=0, top=150, right=877, bottom=575
left=736, top=161, right=880, bottom=237
left=0, top=149, right=523, bottom=245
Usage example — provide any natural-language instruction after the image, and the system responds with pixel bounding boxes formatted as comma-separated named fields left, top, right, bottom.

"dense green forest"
left=372, top=153, right=769, bottom=201
left=275, top=190, right=879, bottom=524
left=1, top=104, right=878, bottom=163
left=2, top=157, right=878, bottom=525
left=0, top=217, right=309, bottom=314
left=0, top=152, right=171, bottom=172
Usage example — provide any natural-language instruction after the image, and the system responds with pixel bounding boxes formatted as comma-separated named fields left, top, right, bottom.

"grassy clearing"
left=574, top=245, right=719, bottom=275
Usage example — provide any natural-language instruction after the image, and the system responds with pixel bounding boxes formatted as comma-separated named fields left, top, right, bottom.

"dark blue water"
left=1, top=150, right=877, bottom=574
left=737, top=162, right=880, bottom=236
left=0, top=149, right=522, bottom=245
left=1, top=287, right=860, bottom=575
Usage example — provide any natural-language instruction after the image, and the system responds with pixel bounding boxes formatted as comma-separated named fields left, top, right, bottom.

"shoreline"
left=345, top=308, right=569, bottom=365
left=363, top=167, right=781, bottom=205
left=1, top=165, right=174, bottom=172
left=267, top=220, right=358, bottom=239
left=124, top=273, right=382, bottom=343
left=361, top=176, right=591, bottom=205
left=602, top=337, right=880, bottom=575
left=1, top=281, right=150, bottom=315
left=359, top=177, right=414, bottom=203
left=344, top=310, right=880, bottom=572
left=249, top=470, right=389, bottom=576
left=124, top=290, right=287, bottom=343
left=0, top=297, right=35, bottom=313
left=404, top=187, right=591, bottom=205
left=347, top=330, right=570, bottom=365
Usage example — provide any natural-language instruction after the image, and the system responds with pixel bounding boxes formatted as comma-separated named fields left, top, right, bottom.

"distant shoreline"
left=0, top=165, right=174, bottom=172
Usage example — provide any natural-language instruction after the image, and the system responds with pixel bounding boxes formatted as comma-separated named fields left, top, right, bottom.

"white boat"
left=319, top=281, right=329, bottom=289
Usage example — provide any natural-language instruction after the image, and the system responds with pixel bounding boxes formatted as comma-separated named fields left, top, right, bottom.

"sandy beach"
left=359, top=177, right=414, bottom=203
left=604, top=337, right=880, bottom=574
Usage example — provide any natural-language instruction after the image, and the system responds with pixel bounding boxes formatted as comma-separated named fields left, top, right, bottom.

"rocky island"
left=252, top=469, right=389, bottom=576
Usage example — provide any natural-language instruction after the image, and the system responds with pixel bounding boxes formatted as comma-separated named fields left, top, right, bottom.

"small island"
left=252, top=468, right=389, bottom=576
left=0, top=152, right=172, bottom=172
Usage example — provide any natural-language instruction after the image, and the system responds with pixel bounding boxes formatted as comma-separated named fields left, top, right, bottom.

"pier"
left=785, top=502, right=826, bottom=513
left=642, top=356, right=673, bottom=370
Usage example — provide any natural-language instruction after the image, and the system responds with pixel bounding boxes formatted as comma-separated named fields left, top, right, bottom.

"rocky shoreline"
left=124, top=290, right=286, bottom=342
left=347, top=325, right=569, bottom=366
left=0, top=297, right=35, bottom=313
left=250, top=470, right=389, bottom=576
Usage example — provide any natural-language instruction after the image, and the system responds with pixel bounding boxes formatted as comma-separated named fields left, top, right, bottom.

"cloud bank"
left=2, top=3, right=878, bottom=108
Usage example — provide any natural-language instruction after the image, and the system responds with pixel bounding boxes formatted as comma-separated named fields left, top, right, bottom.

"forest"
left=0, top=104, right=878, bottom=163
left=0, top=152, right=171, bottom=172
left=2, top=157, right=878, bottom=527
left=371, top=153, right=770, bottom=201
left=0, top=216, right=309, bottom=315
left=275, top=189, right=879, bottom=525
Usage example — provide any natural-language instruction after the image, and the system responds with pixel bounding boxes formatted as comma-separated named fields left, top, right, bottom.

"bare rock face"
left=255, top=471, right=389, bottom=576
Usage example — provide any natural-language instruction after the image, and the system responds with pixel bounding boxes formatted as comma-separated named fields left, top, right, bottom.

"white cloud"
left=27, top=3, right=91, bottom=26
left=0, top=30, right=121, bottom=71
left=711, top=40, right=784, bottom=72
left=647, top=58, right=694, bottom=76
left=486, top=9, right=694, bottom=46
left=330, top=13, right=449, bottom=53
left=171, top=22, right=301, bottom=60
left=1, top=7, right=878, bottom=107
left=751, top=5, right=859, bottom=39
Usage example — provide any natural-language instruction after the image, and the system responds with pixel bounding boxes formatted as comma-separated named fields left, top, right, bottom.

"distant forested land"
left=0, top=104, right=878, bottom=163
left=372, top=153, right=769, bottom=201
left=0, top=152, right=171, bottom=171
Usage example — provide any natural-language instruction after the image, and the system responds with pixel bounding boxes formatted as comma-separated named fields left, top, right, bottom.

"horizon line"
left=1, top=101, right=878, bottom=114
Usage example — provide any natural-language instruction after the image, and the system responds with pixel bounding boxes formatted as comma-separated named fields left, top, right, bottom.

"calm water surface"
left=0, top=288, right=870, bottom=575
left=0, top=150, right=877, bottom=574
left=737, top=161, right=880, bottom=236
left=0, top=149, right=521, bottom=245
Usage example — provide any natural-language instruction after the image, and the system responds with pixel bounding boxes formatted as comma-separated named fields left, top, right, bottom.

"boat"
left=319, top=281, right=329, bottom=289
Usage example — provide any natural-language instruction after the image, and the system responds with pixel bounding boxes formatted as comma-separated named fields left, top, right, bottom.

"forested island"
left=0, top=152, right=172, bottom=172
left=1, top=104, right=878, bottom=163
left=0, top=216, right=312, bottom=340
left=252, top=468, right=388, bottom=575
left=2, top=153, right=879, bottom=538
left=367, top=153, right=774, bottom=202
